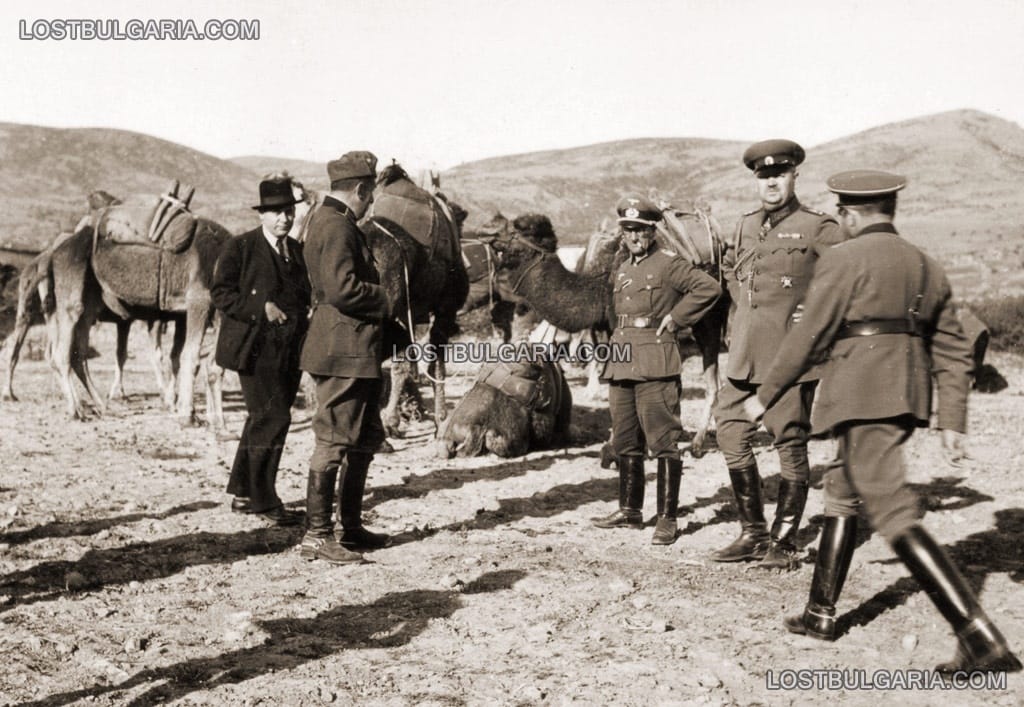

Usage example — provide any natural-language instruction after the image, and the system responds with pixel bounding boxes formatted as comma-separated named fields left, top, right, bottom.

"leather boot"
left=784, top=515, right=857, bottom=640
left=652, top=458, right=682, bottom=545
left=711, top=466, right=769, bottom=562
left=300, top=467, right=363, bottom=564
left=760, top=479, right=809, bottom=570
left=593, top=456, right=645, bottom=529
left=338, top=452, right=392, bottom=550
left=892, top=525, right=1022, bottom=674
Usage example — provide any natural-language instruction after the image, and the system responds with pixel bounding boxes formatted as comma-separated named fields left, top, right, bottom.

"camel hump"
left=372, top=168, right=460, bottom=263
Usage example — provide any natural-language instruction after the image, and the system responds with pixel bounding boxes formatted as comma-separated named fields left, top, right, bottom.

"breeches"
left=310, top=375, right=386, bottom=471
left=714, top=377, right=815, bottom=480
left=609, top=377, right=682, bottom=459
left=824, top=418, right=920, bottom=540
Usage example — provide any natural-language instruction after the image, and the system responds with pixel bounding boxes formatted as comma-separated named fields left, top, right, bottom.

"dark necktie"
left=276, top=237, right=289, bottom=263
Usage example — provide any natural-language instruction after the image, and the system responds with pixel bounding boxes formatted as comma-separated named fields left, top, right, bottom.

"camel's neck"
left=511, top=257, right=610, bottom=333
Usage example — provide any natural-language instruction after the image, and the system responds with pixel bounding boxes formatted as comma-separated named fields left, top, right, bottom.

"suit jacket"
left=300, top=196, right=390, bottom=378
left=757, top=223, right=973, bottom=434
left=602, top=249, right=721, bottom=381
left=723, top=199, right=845, bottom=383
left=211, top=227, right=310, bottom=373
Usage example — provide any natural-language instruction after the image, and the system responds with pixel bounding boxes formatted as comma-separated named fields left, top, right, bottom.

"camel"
left=493, top=210, right=730, bottom=458
left=459, top=212, right=517, bottom=342
left=292, top=164, right=469, bottom=440
left=50, top=186, right=229, bottom=429
left=1, top=238, right=191, bottom=405
left=440, top=355, right=572, bottom=458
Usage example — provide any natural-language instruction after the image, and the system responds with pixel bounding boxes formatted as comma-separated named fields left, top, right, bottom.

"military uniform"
left=299, top=151, right=393, bottom=565
left=711, top=139, right=845, bottom=567
left=593, top=195, right=721, bottom=545
left=759, top=170, right=1020, bottom=674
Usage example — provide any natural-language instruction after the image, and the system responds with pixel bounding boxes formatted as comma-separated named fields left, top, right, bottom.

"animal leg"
left=144, top=319, right=169, bottom=398
left=1, top=306, right=32, bottom=403
left=382, top=359, right=408, bottom=438
left=107, top=319, right=131, bottom=401
left=689, top=318, right=722, bottom=458
left=175, top=300, right=209, bottom=426
left=70, top=316, right=105, bottom=416
left=430, top=356, right=447, bottom=434
left=201, top=330, right=226, bottom=434
left=165, top=316, right=186, bottom=410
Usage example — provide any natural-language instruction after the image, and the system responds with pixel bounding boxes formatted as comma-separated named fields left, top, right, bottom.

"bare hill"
left=0, top=123, right=258, bottom=251
left=231, top=155, right=329, bottom=193
left=442, top=109, right=1024, bottom=259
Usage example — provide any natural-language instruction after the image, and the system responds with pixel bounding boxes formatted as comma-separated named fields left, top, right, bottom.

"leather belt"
left=835, top=319, right=922, bottom=340
left=616, top=315, right=657, bottom=328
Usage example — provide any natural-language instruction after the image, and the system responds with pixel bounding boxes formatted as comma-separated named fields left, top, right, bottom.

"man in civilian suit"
left=212, top=176, right=310, bottom=526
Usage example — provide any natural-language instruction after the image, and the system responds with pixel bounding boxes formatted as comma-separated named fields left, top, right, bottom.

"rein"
left=507, top=237, right=555, bottom=295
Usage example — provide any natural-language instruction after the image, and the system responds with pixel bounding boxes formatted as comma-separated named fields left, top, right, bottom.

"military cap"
left=252, top=177, right=300, bottom=211
left=327, top=150, right=378, bottom=184
left=616, top=194, right=662, bottom=227
left=826, top=169, right=907, bottom=205
left=742, top=139, right=805, bottom=173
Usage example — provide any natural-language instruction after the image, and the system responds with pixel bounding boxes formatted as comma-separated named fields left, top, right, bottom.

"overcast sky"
left=2, top=0, right=1023, bottom=170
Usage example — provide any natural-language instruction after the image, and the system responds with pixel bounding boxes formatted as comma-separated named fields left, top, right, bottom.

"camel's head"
left=491, top=214, right=558, bottom=301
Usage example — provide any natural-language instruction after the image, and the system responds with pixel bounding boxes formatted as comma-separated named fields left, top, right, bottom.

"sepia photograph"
left=0, top=1, right=1022, bottom=704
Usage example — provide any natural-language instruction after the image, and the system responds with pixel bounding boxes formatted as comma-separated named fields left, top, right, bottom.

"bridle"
left=496, top=230, right=555, bottom=295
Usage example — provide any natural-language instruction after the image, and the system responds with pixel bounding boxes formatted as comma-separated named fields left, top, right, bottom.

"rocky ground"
left=0, top=324, right=1021, bottom=707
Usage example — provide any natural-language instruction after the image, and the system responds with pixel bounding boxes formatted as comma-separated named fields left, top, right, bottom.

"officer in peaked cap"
left=593, top=193, right=721, bottom=546
left=299, top=150, right=395, bottom=566
left=743, top=169, right=1021, bottom=674
left=710, top=139, right=846, bottom=569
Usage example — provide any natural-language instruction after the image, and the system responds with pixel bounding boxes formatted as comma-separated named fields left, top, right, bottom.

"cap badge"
left=764, top=155, right=775, bottom=166
left=625, top=207, right=639, bottom=218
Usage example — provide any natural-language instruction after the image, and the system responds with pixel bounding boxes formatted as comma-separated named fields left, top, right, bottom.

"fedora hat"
left=252, top=178, right=299, bottom=211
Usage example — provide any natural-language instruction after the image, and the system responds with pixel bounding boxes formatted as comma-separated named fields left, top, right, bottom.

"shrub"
left=968, top=295, right=1024, bottom=352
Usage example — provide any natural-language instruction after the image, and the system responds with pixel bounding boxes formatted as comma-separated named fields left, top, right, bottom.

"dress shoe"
left=299, top=534, right=364, bottom=564
left=230, top=497, right=252, bottom=514
left=253, top=505, right=303, bottom=527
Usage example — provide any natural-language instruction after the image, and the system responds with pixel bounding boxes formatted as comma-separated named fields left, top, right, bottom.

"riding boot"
left=592, top=456, right=645, bottom=529
left=300, top=467, right=363, bottom=564
left=784, top=515, right=857, bottom=640
left=652, top=458, right=683, bottom=545
left=710, top=465, right=769, bottom=562
left=760, top=479, right=809, bottom=570
left=891, top=525, right=1022, bottom=674
left=338, top=451, right=392, bottom=550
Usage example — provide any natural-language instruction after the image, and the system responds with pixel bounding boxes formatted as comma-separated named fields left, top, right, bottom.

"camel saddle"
left=371, top=168, right=460, bottom=264
left=479, top=358, right=565, bottom=413
left=94, top=181, right=198, bottom=255
left=89, top=181, right=198, bottom=315
left=461, top=239, right=496, bottom=284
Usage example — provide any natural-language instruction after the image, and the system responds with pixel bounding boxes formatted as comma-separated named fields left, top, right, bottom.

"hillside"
left=442, top=110, right=1024, bottom=260
left=230, top=155, right=329, bottom=193
left=0, top=124, right=257, bottom=250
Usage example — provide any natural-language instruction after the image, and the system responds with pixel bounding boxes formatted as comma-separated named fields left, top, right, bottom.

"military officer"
left=593, top=194, right=721, bottom=545
left=745, top=170, right=1020, bottom=674
left=299, top=150, right=393, bottom=565
left=712, top=139, right=846, bottom=568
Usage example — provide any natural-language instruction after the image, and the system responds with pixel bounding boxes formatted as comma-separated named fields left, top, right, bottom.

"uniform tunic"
left=300, top=196, right=390, bottom=468
left=602, top=248, right=721, bottom=459
left=714, top=198, right=845, bottom=476
left=757, top=223, right=973, bottom=538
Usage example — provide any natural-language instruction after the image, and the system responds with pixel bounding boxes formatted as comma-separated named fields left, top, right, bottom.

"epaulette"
left=659, top=248, right=677, bottom=257
left=742, top=207, right=762, bottom=217
left=800, top=205, right=827, bottom=216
